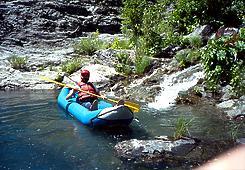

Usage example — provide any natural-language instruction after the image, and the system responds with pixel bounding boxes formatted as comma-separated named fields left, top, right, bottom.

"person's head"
left=81, top=69, right=90, bottom=83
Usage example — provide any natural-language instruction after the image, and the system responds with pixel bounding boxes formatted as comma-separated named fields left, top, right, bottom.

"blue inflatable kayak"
left=57, top=88, right=134, bottom=127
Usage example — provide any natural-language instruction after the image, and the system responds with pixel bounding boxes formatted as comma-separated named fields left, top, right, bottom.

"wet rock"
left=115, top=138, right=197, bottom=165
left=217, top=96, right=245, bottom=119
left=176, top=91, right=201, bottom=105
left=115, top=138, right=236, bottom=168
left=236, top=138, right=245, bottom=145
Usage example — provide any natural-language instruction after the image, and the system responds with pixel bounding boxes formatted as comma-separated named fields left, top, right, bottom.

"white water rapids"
left=148, top=64, right=204, bottom=110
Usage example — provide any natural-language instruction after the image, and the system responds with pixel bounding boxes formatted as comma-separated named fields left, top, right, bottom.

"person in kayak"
left=66, top=69, right=99, bottom=111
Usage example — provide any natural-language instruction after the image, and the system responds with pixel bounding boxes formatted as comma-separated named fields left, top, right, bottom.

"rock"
left=153, top=45, right=182, bottom=58
left=0, top=0, right=122, bottom=46
left=217, top=100, right=236, bottom=109
left=236, top=138, right=245, bottom=145
left=115, top=138, right=197, bottom=165
left=184, top=25, right=213, bottom=42
left=217, top=97, right=245, bottom=119
left=215, top=26, right=239, bottom=38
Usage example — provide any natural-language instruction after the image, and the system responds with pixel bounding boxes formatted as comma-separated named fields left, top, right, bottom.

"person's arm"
left=195, top=145, right=245, bottom=170
left=90, top=82, right=100, bottom=95
left=66, top=89, right=76, bottom=100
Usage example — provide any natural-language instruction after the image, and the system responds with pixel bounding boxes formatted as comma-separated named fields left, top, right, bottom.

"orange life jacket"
left=77, top=82, right=97, bottom=101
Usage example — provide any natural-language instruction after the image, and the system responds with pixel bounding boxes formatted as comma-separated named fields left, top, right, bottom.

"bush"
left=7, top=55, right=28, bottom=70
left=115, top=52, right=133, bottom=75
left=74, top=31, right=106, bottom=55
left=175, top=49, right=201, bottom=68
left=109, top=37, right=132, bottom=50
left=135, top=55, right=151, bottom=75
left=61, top=58, right=83, bottom=75
left=121, top=0, right=147, bottom=38
left=201, top=28, right=245, bottom=95
left=187, top=34, right=203, bottom=49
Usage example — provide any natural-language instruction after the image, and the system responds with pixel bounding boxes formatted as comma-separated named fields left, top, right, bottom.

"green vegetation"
left=115, top=52, right=133, bottom=75
left=120, top=0, right=244, bottom=95
left=182, top=34, right=203, bottom=49
left=174, top=116, right=194, bottom=140
left=71, top=0, right=244, bottom=92
left=7, top=55, right=28, bottom=70
left=228, top=121, right=242, bottom=141
left=135, top=53, right=151, bottom=75
left=175, top=49, right=201, bottom=68
left=61, top=58, right=83, bottom=75
left=202, top=28, right=245, bottom=95
left=74, top=30, right=107, bottom=55
left=109, top=37, right=132, bottom=50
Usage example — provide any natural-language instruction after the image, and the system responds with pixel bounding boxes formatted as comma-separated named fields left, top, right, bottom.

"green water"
left=0, top=90, right=243, bottom=170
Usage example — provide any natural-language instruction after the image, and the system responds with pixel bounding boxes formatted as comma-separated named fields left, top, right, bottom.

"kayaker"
left=66, top=69, right=99, bottom=111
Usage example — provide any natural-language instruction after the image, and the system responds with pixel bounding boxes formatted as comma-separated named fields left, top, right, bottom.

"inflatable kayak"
left=57, top=88, right=134, bottom=127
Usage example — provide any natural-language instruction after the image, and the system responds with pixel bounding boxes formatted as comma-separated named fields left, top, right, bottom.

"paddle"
left=39, top=75, right=140, bottom=112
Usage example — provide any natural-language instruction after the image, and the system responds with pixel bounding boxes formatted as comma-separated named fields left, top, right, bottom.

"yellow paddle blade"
left=124, top=100, right=140, bottom=113
left=39, top=75, right=140, bottom=113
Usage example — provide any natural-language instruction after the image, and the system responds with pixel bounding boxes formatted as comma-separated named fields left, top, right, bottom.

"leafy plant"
left=135, top=55, right=151, bottom=75
left=201, top=28, right=245, bottom=95
left=7, top=55, right=28, bottom=70
left=187, top=34, right=203, bottom=49
left=74, top=30, right=106, bottom=55
left=115, top=52, right=133, bottom=75
left=175, top=49, right=201, bottom=68
left=61, top=58, right=83, bottom=75
left=110, top=37, right=132, bottom=50
left=121, top=0, right=147, bottom=38
left=174, top=116, right=194, bottom=140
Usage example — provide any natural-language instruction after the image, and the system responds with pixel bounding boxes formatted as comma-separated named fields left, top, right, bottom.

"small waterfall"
left=148, top=64, right=204, bottom=110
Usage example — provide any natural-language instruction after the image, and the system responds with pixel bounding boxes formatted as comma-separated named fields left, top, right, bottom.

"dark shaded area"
left=0, top=0, right=122, bottom=46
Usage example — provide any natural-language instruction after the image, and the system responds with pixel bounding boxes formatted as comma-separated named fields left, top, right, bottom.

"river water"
left=0, top=90, right=244, bottom=170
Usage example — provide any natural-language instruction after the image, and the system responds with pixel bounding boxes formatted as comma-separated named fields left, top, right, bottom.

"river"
left=0, top=90, right=244, bottom=170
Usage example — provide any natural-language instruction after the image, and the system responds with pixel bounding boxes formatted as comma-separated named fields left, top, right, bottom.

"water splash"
left=148, top=64, right=204, bottom=110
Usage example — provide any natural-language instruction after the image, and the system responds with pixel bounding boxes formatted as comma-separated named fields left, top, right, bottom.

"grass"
left=73, top=31, right=107, bottom=56
left=7, top=55, right=28, bottom=70
left=61, top=58, right=83, bottom=75
left=174, top=116, right=194, bottom=140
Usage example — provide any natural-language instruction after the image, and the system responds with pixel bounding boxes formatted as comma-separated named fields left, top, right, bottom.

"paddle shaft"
left=40, top=75, right=139, bottom=112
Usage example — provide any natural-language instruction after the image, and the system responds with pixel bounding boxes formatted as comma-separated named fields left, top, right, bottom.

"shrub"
left=7, top=55, right=28, bottom=70
left=175, top=49, right=201, bottom=68
left=115, top=52, right=133, bottom=75
left=61, top=58, right=83, bottom=75
left=201, top=28, right=245, bottom=95
left=121, top=0, right=147, bottom=38
left=74, top=31, right=106, bottom=55
left=135, top=55, right=151, bottom=75
left=170, top=0, right=207, bottom=34
left=110, top=37, right=132, bottom=50
left=188, top=34, right=203, bottom=49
